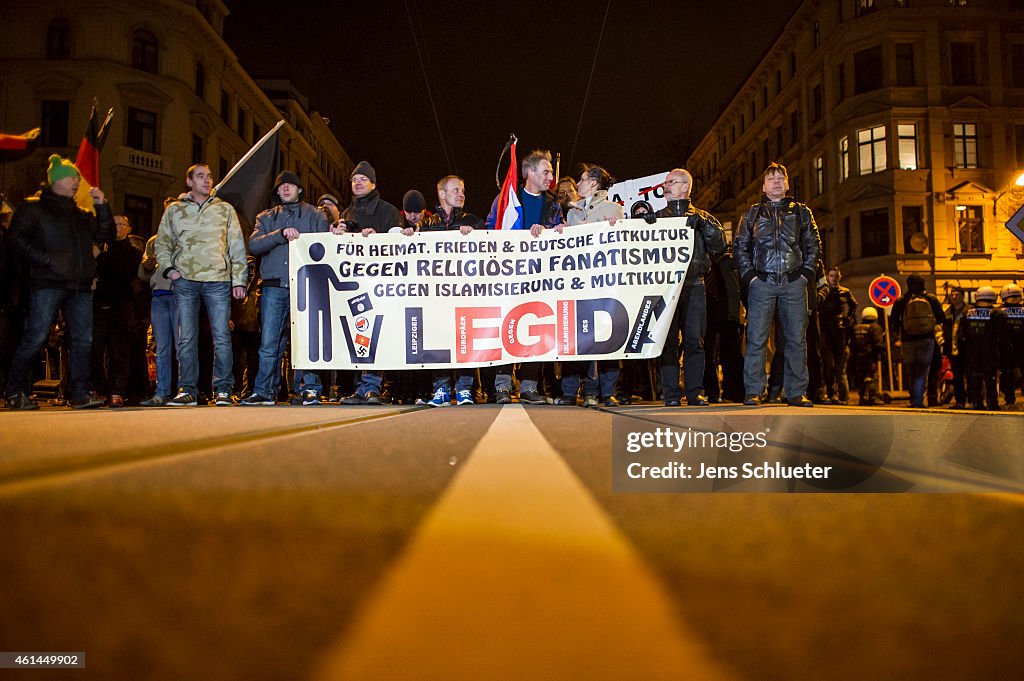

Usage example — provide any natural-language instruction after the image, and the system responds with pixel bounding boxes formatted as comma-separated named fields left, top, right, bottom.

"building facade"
left=687, top=0, right=1024, bottom=307
left=0, top=0, right=352, bottom=236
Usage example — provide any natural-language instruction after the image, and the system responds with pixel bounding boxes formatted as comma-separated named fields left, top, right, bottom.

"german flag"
left=73, top=102, right=114, bottom=213
left=0, top=128, right=40, bottom=162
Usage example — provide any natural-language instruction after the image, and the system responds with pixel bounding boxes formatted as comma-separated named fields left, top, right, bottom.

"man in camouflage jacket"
left=155, top=163, right=247, bottom=406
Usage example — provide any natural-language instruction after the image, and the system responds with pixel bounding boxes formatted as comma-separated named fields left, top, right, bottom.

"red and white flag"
left=495, top=140, right=523, bottom=230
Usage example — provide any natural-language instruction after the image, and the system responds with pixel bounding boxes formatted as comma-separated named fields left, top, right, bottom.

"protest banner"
left=606, top=170, right=671, bottom=214
left=288, top=217, right=693, bottom=369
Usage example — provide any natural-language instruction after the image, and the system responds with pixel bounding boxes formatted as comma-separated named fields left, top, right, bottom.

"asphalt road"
left=1, top=403, right=1022, bottom=680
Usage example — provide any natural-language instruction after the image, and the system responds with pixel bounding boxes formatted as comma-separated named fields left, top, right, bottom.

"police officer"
left=998, top=284, right=1023, bottom=405
left=957, top=286, right=1009, bottom=411
left=850, top=307, right=884, bottom=406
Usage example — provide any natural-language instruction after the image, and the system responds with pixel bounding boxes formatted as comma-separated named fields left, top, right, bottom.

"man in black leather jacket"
left=734, top=162, right=821, bottom=407
left=656, top=168, right=727, bottom=406
left=5, top=155, right=114, bottom=410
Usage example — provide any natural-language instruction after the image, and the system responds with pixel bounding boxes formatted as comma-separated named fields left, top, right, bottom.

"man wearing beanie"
left=5, top=154, right=114, bottom=410
left=155, top=163, right=248, bottom=407
left=335, top=161, right=400, bottom=404
left=397, top=189, right=428, bottom=234
left=242, top=171, right=329, bottom=405
left=331, top=161, right=400, bottom=235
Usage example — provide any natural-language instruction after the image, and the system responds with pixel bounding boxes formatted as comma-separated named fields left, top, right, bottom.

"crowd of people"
left=1, top=152, right=1021, bottom=411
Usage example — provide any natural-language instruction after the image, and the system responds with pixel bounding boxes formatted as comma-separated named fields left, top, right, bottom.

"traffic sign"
left=869, top=275, right=901, bottom=308
left=1005, top=203, right=1024, bottom=245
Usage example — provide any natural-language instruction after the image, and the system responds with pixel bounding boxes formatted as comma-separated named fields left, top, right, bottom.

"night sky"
left=225, top=0, right=803, bottom=213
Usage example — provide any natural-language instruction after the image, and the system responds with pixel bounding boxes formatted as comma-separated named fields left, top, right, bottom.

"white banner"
left=287, top=218, right=693, bottom=370
left=607, top=170, right=671, bottom=215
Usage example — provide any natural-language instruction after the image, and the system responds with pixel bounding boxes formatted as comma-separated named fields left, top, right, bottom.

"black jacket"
left=734, top=196, right=820, bottom=286
left=817, top=284, right=858, bottom=336
left=340, top=189, right=401, bottom=234
left=656, top=198, right=727, bottom=284
left=94, top=237, right=143, bottom=306
left=7, top=186, right=115, bottom=290
left=421, top=205, right=483, bottom=232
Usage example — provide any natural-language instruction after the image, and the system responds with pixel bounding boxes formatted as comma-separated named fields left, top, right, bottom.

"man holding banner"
left=656, top=168, right=726, bottom=407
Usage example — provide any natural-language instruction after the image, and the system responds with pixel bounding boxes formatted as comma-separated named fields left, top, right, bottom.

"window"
left=46, top=19, right=71, bottom=59
left=775, top=127, right=783, bottom=158
left=763, top=139, right=770, bottom=166
left=897, top=124, right=918, bottom=170
left=860, top=208, right=890, bottom=258
left=126, top=108, right=157, bottom=153
left=1012, top=44, right=1024, bottom=88
left=790, top=110, right=800, bottom=147
left=953, top=122, right=978, bottom=168
left=950, top=42, right=977, bottom=85
left=191, top=134, right=204, bottom=164
left=857, top=125, right=886, bottom=174
left=741, top=114, right=745, bottom=133
left=854, top=46, right=883, bottom=93
left=123, top=195, right=153, bottom=237
left=814, top=155, right=825, bottom=195
left=839, top=136, right=849, bottom=182
left=751, top=100, right=756, bottom=121
left=856, top=0, right=877, bottom=16
left=790, top=51, right=797, bottom=77
left=221, top=90, right=230, bottom=123
left=131, top=29, right=158, bottom=73
left=237, top=107, right=247, bottom=137
left=252, top=121, right=260, bottom=145
left=812, top=84, right=823, bottom=122
left=776, top=69, right=783, bottom=93
left=896, top=44, right=916, bottom=86
left=957, top=205, right=984, bottom=253
left=903, top=206, right=925, bottom=253
left=195, top=62, right=205, bottom=100
left=837, top=63, right=846, bottom=103
left=220, top=157, right=229, bottom=181
left=762, top=86, right=768, bottom=109
left=791, top=174, right=802, bottom=201
left=814, top=21, right=821, bottom=48
left=843, top=216, right=851, bottom=263
left=40, top=100, right=69, bottom=147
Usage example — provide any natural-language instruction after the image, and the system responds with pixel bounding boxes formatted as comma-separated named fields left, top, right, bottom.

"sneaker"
left=552, top=396, right=575, bottom=406
left=339, top=393, right=367, bottom=405
left=428, top=387, right=451, bottom=407
left=604, top=396, right=624, bottom=407
left=302, top=389, right=322, bottom=406
left=364, top=392, right=383, bottom=405
left=167, top=391, right=198, bottom=407
left=743, top=394, right=762, bottom=406
left=788, top=396, right=814, bottom=407
left=240, top=393, right=275, bottom=406
left=70, top=394, right=105, bottom=409
left=456, top=389, right=474, bottom=406
left=140, top=394, right=170, bottom=407
left=688, top=394, right=709, bottom=407
left=582, top=395, right=599, bottom=408
left=496, top=389, right=513, bottom=404
left=109, top=394, right=125, bottom=408
left=519, top=390, right=545, bottom=405
left=214, top=391, right=233, bottom=406
left=6, top=393, right=39, bottom=411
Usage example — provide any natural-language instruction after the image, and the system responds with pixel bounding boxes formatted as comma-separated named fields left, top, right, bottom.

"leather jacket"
left=656, top=198, right=726, bottom=283
left=734, top=196, right=820, bottom=286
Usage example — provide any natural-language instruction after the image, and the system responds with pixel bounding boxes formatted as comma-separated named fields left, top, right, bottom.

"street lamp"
left=993, top=171, right=1024, bottom=213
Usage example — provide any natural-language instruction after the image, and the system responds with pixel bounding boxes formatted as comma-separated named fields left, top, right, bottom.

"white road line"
left=313, top=404, right=736, bottom=681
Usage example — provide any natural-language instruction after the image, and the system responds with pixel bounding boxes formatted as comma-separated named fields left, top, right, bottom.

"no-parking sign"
left=868, top=275, right=901, bottom=308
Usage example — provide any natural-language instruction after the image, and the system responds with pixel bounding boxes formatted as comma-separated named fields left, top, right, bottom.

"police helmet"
left=975, top=286, right=997, bottom=303
left=999, top=283, right=1022, bottom=302
left=860, top=307, right=878, bottom=322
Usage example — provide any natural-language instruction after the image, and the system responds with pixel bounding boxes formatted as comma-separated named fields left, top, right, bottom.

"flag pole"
left=494, top=133, right=517, bottom=190
left=216, top=119, right=285, bottom=192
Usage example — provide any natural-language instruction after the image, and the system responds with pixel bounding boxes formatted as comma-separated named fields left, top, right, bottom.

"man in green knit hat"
left=4, top=154, right=114, bottom=410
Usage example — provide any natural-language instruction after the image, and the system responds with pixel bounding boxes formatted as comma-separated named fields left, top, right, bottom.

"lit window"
left=898, top=124, right=918, bottom=169
left=839, top=136, right=849, bottom=182
left=814, top=155, right=825, bottom=195
left=857, top=125, right=887, bottom=174
left=957, top=205, right=984, bottom=253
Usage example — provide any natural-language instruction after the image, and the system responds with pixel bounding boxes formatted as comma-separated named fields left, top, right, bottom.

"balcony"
left=115, top=147, right=171, bottom=175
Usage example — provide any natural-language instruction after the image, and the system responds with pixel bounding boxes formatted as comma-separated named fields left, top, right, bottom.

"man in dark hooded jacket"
left=890, top=273, right=946, bottom=408
left=5, top=154, right=114, bottom=410
left=242, top=171, right=329, bottom=405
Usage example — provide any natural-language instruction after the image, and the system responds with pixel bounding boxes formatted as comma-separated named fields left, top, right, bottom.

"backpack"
left=903, top=295, right=936, bottom=335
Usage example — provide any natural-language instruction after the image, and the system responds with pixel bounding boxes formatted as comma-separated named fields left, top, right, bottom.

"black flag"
left=214, top=120, right=284, bottom=235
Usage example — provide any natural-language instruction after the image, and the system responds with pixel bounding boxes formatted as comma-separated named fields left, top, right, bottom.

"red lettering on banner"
left=455, top=307, right=502, bottom=363
left=503, top=302, right=555, bottom=357
left=557, top=299, right=576, bottom=355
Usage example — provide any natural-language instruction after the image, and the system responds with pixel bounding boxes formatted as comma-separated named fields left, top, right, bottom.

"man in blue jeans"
left=734, top=163, right=821, bottom=407
left=890, top=274, right=946, bottom=408
left=242, top=171, right=329, bottom=405
left=139, top=229, right=178, bottom=406
left=5, top=155, right=114, bottom=410
left=155, top=164, right=248, bottom=406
